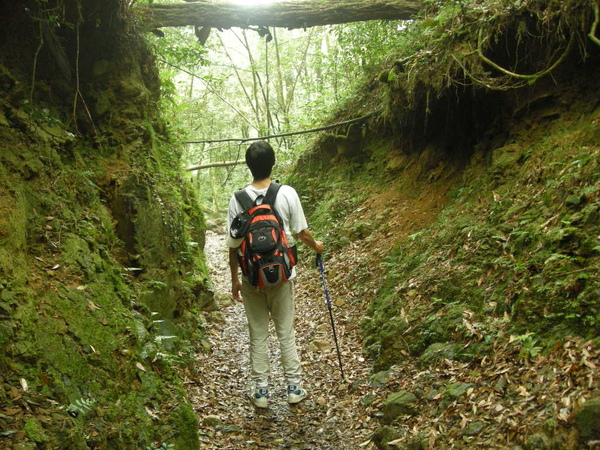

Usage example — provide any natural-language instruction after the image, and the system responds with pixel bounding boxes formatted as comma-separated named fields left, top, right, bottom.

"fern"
left=66, top=397, right=96, bottom=418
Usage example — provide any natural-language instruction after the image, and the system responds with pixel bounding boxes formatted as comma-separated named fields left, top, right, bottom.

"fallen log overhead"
left=139, top=0, right=423, bottom=30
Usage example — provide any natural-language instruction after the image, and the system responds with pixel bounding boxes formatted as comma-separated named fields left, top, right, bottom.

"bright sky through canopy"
left=229, top=0, right=284, bottom=4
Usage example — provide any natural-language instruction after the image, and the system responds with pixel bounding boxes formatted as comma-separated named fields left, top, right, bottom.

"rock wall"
left=0, top=1, right=209, bottom=447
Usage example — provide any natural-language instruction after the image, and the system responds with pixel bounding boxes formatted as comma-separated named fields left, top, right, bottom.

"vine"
left=27, top=1, right=67, bottom=107
left=71, top=1, right=98, bottom=136
left=30, top=22, right=45, bottom=107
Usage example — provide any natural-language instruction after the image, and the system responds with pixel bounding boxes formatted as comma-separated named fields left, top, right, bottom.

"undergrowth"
left=362, top=112, right=599, bottom=369
left=294, top=0, right=600, bottom=372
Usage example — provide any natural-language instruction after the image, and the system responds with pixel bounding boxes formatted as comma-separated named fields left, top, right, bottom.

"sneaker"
left=287, top=384, right=307, bottom=404
left=249, top=387, right=269, bottom=408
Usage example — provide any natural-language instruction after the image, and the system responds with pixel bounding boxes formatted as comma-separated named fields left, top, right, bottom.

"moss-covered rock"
left=444, top=382, right=473, bottom=399
left=24, top=417, right=48, bottom=444
left=418, top=342, right=464, bottom=367
left=371, top=425, right=405, bottom=449
left=574, top=397, right=600, bottom=442
left=382, top=391, right=419, bottom=422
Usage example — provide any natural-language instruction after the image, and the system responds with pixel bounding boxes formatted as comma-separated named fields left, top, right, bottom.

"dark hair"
left=245, top=140, right=275, bottom=180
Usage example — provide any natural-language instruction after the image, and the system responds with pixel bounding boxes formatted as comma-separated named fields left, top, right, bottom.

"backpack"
left=229, top=182, right=297, bottom=288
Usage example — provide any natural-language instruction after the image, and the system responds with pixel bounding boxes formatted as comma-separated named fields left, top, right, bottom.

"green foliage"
left=21, top=101, right=65, bottom=128
left=149, top=28, right=209, bottom=72
left=24, top=417, right=48, bottom=443
left=333, top=21, right=410, bottom=73
left=509, top=332, right=542, bottom=359
left=145, top=17, right=424, bottom=215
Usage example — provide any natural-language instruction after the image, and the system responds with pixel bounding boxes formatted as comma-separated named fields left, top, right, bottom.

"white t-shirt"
left=226, top=184, right=308, bottom=249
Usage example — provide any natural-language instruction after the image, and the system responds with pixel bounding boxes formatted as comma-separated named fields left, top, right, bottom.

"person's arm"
left=297, top=229, right=324, bottom=254
left=229, top=247, right=243, bottom=302
left=226, top=192, right=244, bottom=302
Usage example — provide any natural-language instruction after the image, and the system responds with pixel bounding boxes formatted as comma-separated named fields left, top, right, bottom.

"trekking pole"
left=316, top=254, right=345, bottom=381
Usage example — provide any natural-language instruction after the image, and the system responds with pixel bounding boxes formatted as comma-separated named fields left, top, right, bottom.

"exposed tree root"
left=477, top=27, right=574, bottom=85
left=590, top=1, right=600, bottom=46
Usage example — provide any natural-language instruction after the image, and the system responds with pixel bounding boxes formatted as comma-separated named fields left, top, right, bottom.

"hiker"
left=226, top=140, right=324, bottom=408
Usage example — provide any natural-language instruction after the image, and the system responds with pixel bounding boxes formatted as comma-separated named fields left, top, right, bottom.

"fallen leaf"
left=517, top=386, right=529, bottom=397
left=145, top=405, right=159, bottom=420
left=87, top=300, right=101, bottom=311
left=4, top=407, right=21, bottom=416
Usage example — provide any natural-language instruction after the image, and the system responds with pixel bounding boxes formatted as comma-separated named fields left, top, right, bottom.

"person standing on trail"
left=226, top=140, right=324, bottom=408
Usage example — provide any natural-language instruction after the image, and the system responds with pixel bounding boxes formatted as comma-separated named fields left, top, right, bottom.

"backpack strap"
left=235, top=182, right=282, bottom=210
left=262, top=182, right=282, bottom=206
left=234, top=189, right=254, bottom=211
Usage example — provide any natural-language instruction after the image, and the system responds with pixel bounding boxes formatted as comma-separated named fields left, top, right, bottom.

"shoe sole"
left=250, top=397, right=268, bottom=408
left=288, top=393, right=307, bottom=404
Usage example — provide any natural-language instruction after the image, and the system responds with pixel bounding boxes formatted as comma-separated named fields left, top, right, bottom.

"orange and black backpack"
left=229, top=182, right=297, bottom=288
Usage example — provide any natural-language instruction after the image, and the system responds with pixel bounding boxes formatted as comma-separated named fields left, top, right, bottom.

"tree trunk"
left=139, top=0, right=423, bottom=30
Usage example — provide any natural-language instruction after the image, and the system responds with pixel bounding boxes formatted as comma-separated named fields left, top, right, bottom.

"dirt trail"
left=185, top=231, right=377, bottom=449
left=184, top=208, right=600, bottom=449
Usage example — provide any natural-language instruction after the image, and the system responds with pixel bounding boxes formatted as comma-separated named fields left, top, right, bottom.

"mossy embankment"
left=1, top=1, right=210, bottom=448
left=291, top=1, right=599, bottom=445
left=294, top=0, right=599, bottom=368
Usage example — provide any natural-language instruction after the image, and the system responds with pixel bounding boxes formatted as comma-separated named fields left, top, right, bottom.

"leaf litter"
left=181, top=230, right=600, bottom=449
left=184, top=231, right=376, bottom=449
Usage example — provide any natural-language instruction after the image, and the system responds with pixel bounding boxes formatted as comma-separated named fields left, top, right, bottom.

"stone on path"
left=202, top=415, right=222, bottom=427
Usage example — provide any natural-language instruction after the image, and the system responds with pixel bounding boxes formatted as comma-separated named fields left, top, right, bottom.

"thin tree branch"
left=72, top=9, right=98, bottom=136
left=30, top=22, right=44, bottom=106
left=217, top=32, right=260, bottom=123
left=184, top=109, right=381, bottom=145
left=264, top=32, right=273, bottom=136
left=187, top=160, right=241, bottom=170
left=288, top=28, right=315, bottom=113
left=240, top=29, right=274, bottom=134
left=273, top=28, right=286, bottom=114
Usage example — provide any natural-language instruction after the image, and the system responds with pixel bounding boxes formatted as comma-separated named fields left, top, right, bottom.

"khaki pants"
left=241, top=279, right=302, bottom=387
